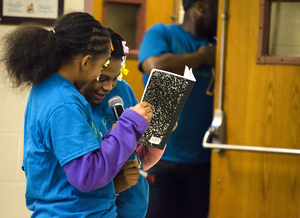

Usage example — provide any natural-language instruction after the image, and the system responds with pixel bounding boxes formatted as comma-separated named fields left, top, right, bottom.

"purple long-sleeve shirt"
left=63, top=109, right=149, bottom=192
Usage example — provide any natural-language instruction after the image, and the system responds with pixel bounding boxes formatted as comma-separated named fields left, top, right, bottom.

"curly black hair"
left=107, top=28, right=126, bottom=60
left=1, top=12, right=110, bottom=88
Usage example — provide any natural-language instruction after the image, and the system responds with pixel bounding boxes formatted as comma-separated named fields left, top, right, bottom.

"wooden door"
left=209, top=1, right=300, bottom=217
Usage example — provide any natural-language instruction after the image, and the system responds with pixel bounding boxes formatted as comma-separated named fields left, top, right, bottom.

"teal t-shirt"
left=91, top=80, right=149, bottom=218
left=23, top=73, right=117, bottom=217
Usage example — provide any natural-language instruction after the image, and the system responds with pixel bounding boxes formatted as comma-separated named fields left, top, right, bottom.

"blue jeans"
left=145, top=159, right=211, bottom=218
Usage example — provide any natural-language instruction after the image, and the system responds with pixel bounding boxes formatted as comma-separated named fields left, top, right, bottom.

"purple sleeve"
left=63, top=108, right=149, bottom=193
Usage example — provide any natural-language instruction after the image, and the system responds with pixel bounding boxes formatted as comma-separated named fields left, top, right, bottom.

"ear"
left=80, top=55, right=92, bottom=70
left=194, top=1, right=206, bottom=14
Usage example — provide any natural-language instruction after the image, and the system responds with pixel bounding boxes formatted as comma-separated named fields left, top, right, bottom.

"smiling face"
left=80, top=58, right=122, bottom=105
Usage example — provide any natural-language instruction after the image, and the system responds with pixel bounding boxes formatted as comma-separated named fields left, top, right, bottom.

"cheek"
left=84, top=81, right=99, bottom=94
left=93, top=67, right=101, bottom=77
left=112, top=81, right=117, bottom=88
left=90, top=81, right=101, bottom=91
left=88, top=69, right=101, bottom=83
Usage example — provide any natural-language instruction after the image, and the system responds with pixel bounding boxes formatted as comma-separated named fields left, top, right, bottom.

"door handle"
left=203, top=0, right=300, bottom=155
left=203, top=110, right=300, bottom=155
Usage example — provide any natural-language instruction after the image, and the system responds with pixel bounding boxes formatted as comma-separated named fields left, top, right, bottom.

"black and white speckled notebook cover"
left=139, top=68, right=195, bottom=149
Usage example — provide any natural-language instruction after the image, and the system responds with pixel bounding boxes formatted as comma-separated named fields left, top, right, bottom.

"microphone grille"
left=108, top=96, right=124, bottom=109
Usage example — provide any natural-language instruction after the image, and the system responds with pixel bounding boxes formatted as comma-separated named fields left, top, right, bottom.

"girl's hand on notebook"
left=130, top=101, right=153, bottom=123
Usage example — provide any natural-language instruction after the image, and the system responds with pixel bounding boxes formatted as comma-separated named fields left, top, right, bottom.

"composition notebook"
left=139, top=66, right=196, bottom=149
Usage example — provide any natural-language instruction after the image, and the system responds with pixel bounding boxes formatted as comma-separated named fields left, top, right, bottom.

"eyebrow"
left=100, top=73, right=121, bottom=79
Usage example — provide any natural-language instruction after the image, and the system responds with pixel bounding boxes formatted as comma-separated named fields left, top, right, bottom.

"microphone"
left=108, top=96, right=135, bottom=158
left=108, top=96, right=155, bottom=182
left=108, top=96, right=124, bottom=121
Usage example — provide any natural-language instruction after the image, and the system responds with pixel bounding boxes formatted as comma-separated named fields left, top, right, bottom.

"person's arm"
left=136, top=121, right=177, bottom=171
left=63, top=108, right=149, bottom=193
left=136, top=145, right=165, bottom=171
left=141, top=44, right=216, bottom=76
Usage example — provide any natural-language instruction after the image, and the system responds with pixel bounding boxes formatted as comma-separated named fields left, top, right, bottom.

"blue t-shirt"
left=91, top=80, right=149, bottom=218
left=23, top=73, right=117, bottom=218
left=139, top=23, right=214, bottom=164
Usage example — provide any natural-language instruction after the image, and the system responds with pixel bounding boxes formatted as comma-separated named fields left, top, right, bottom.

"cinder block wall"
left=0, top=1, right=85, bottom=217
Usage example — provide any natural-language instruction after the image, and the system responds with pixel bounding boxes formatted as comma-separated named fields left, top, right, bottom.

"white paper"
left=183, top=66, right=196, bottom=82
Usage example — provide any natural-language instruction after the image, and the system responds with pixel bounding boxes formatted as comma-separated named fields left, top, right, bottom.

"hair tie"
left=122, top=41, right=129, bottom=54
left=110, top=40, right=114, bottom=51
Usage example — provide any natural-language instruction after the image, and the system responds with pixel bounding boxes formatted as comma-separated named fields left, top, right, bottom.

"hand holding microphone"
left=113, top=160, right=140, bottom=193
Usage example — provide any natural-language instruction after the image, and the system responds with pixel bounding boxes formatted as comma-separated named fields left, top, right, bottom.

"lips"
left=94, top=92, right=106, bottom=100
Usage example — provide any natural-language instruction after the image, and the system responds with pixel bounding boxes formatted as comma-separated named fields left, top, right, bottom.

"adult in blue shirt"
left=138, top=0, right=218, bottom=217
